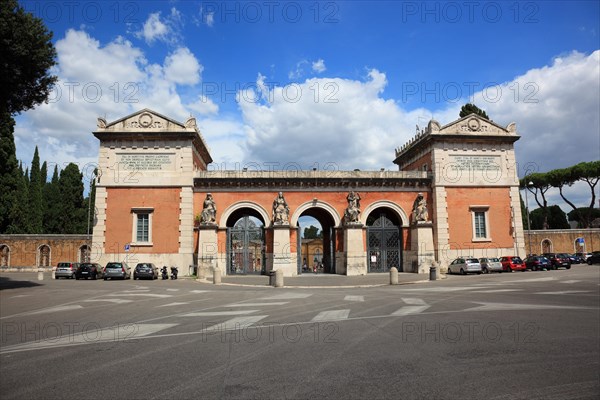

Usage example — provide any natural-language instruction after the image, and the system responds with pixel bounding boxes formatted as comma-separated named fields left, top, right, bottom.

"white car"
left=479, top=257, right=503, bottom=273
left=448, top=258, right=482, bottom=275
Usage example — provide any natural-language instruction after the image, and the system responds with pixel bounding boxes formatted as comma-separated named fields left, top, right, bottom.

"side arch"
left=219, top=201, right=270, bottom=228
left=361, top=200, right=410, bottom=227
left=0, top=244, right=10, bottom=268
left=290, top=200, right=342, bottom=227
left=540, top=238, right=553, bottom=254
left=37, top=244, right=51, bottom=268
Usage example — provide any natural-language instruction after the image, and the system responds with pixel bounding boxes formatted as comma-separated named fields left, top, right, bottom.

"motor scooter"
left=161, top=266, right=168, bottom=280
left=170, top=266, right=178, bottom=280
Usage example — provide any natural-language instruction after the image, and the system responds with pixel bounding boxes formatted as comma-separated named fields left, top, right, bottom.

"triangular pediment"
left=96, top=108, right=190, bottom=132
left=438, top=113, right=516, bottom=136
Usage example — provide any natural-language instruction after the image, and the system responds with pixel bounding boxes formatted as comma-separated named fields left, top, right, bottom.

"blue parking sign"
left=124, top=244, right=130, bottom=252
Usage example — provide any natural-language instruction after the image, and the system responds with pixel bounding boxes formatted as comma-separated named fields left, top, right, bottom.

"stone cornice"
left=194, top=170, right=430, bottom=191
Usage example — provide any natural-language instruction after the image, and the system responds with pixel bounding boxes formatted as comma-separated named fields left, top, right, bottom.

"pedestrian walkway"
left=199, top=272, right=432, bottom=288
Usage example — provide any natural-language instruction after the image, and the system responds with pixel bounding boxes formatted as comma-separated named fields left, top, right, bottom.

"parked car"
left=576, top=252, right=592, bottom=261
left=524, top=256, right=551, bottom=271
left=75, top=263, right=103, bottom=280
left=54, top=262, right=80, bottom=279
left=103, top=262, right=131, bottom=280
left=133, top=263, right=158, bottom=280
left=448, top=258, right=482, bottom=275
left=500, top=256, right=526, bottom=272
left=567, top=254, right=585, bottom=264
left=587, top=251, right=600, bottom=265
left=542, top=253, right=571, bottom=269
left=479, top=257, right=502, bottom=273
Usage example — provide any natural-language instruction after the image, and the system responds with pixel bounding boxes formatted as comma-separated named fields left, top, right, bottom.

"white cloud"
left=288, top=60, right=308, bottom=80
left=188, top=95, right=219, bottom=116
left=135, top=8, right=183, bottom=45
left=312, top=59, right=327, bottom=73
left=164, top=47, right=202, bottom=85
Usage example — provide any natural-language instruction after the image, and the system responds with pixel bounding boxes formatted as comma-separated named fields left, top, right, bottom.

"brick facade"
left=0, top=235, right=92, bottom=269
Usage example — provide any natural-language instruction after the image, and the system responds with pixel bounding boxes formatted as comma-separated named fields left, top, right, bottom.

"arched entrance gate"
left=226, top=210, right=266, bottom=275
left=366, top=209, right=403, bottom=272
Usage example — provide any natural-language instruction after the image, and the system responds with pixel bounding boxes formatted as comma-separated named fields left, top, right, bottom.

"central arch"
left=365, top=207, right=404, bottom=272
left=293, top=202, right=339, bottom=275
left=225, top=206, right=267, bottom=275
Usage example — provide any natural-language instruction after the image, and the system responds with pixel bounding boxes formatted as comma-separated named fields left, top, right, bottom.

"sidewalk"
left=198, top=272, right=436, bottom=288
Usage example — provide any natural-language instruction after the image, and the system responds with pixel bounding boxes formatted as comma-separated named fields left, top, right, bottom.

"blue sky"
left=15, top=0, right=600, bottom=213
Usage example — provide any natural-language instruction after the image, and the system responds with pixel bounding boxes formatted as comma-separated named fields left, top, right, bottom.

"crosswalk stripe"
left=391, top=305, right=430, bottom=316
left=401, top=298, right=426, bottom=305
left=157, top=302, right=190, bottom=307
left=203, top=316, right=268, bottom=331
left=190, top=290, right=210, bottom=294
left=311, top=310, right=350, bottom=322
left=470, top=289, right=521, bottom=293
left=226, top=302, right=289, bottom=307
left=344, top=295, right=364, bottom=302
left=182, top=310, right=259, bottom=317
left=85, top=299, right=133, bottom=304
left=561, top=280, right=580, bottom=284
left=105, top=293, right=173, bottom=298
left=166, top=289, right=180, bottom=292
left=0, top=323, right=178, bottom=354
left=24, top=305, right=83, bottom=315
left=535, top=290, right=590, bottom=295
left=261, top=293, right=312, bottom=300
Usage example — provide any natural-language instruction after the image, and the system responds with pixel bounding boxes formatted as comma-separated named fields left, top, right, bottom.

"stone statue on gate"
left=272, top=192, right=290, bottom=225
left=344, top=191, right=362, bottom=224
left=200, top=193, right=217, bottom=225
left=412, top=192, right=429, bottom=223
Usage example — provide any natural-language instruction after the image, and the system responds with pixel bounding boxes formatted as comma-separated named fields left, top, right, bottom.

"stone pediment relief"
left=439, top=114, right=515, bottom=136
left=98, top=109, right=188, bottom=132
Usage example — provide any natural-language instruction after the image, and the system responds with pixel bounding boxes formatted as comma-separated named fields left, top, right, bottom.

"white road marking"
left=84, top=299, right=133, bottom=304
left=508, top=277, right=556, bottom=283
left=470, top=289, right=522, bottom=293
left=203, top=316, right=268, bottom=331
left=23, top=305, right=83, bottom=315
left=535, top=290, right=590, bottom=295
left=402, top=298, right=427, bottom=305
left=0, top=323, right=178, bottom=354
left=261, top=293, right=312, bottom=300
left=465, top=302, right=592, bottom=311
left=344, top=295, right=364, bottom=302
left=226, top=302, right=289, bottom=307
left=182, top=310, right=259, bottom=317
left=104, top=293, right=173, bottom=298
left=157, top=302, right=190, bottom=307
left=166, top=289, right=179, bottom=292
left=391, top=305, right=430, bottom=316
left=311, top=310, right=350, bottom=322
left=190, top=290, right=210, bottom=294
left=10, top=294, right=32, bottom=298
left=119, top=289, right=150, bottom=293
left=561, top=280, right=581, bottom=284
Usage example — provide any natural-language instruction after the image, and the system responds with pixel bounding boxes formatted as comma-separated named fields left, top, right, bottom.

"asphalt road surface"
left=1, top=266, right=598, bottom=399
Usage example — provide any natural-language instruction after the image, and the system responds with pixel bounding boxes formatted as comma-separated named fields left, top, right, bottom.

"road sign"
left=576, top=237, right=585, bottom=246
left=125, top=244, right=130, bottom=252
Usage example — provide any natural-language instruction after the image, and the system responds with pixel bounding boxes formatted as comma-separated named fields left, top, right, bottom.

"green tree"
left=521, top=173, right=551, bottom=229
left=530, top=205, right=569, bottom=229
left=28, top=146, right=43, bottom=233
left=58, top=163, right=86, bottom=234
left=43, top=165, right=61, bottom=233
left=459, top=103, right=489, bottom=119
left=303, top=225, right=321, bottom=239
left=520, top=192, right=529, bottom=230
left=568, top=208, right=600, bottom=228
left=0, top=111, right=18, bottom=232
left=85, top=168, right=97, bottom=234
left=7, top=163, right=29, bottom=233
left=0, top=0, right=57, bottom=116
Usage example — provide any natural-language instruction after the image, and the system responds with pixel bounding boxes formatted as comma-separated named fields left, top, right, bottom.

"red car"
left=500, top=256, right=526, bottom=272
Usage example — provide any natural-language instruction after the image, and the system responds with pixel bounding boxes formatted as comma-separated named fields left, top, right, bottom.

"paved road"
left=1, top=266, right=599, bottom=399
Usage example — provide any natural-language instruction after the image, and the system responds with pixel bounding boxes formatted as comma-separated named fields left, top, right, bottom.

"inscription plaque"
left=449, top=155, right=501, bottom=171
left=116, top=153, right=176, bottom=171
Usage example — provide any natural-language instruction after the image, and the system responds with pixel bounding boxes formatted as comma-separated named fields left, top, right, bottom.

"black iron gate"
left=227, top=216, right=265, bottom=275
left=367, top=213, right=402, bottom=272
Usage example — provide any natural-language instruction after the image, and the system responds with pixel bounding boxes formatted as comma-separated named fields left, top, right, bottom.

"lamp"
left=525, top=181, right=533, bottom=256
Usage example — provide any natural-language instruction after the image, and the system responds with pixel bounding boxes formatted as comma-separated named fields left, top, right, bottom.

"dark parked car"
left=103, top=262, right=131, bottom=280
left=134, top=263, right=158, bottom=280
left=75, top=263, right=103, bottom=280
left=524, top=256, right=551, bottom=271
left=54, top=262, right=80, bottom=279
left=500, top=256, right=526, bottom=272
left=587, top=251, right=600, bottom=265
left=542, top=253, right=571, bottom=270
left=567, top=254, right=585, bottom=264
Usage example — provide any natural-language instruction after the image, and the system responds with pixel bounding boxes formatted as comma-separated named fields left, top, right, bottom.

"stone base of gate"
left=344, top=224, right=367, bottom=276
left=197, top=225, right=219, bottom=277
left=271, top=225, right=296, bottom=277
left=410, top=222, right=435, bottom=274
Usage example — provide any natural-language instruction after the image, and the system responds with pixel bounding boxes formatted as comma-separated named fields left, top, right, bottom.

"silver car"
left=54, top=262, right=80, bottom=279
left=103, top=262, right=131, bottom=280
left=479, top=257, right=503, bottom=273
left=448, top=258, right=482, bottom=275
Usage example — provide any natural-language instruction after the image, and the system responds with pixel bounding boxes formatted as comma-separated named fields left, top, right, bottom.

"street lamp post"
left=524, top=181, right=533, bottom=256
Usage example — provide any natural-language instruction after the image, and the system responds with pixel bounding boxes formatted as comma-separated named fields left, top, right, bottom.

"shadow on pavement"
left=0, top=276, right=44, bottom=290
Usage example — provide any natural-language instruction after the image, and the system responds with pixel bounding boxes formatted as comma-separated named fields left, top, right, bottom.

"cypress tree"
left=44, top=165, right=61, bottom=233
left=0, top=111, right=18, bottom=233
left=28, top=146, right=43, bottom=233
left=7, top=163, right=29, bottom=233
left=58, top=163, right=85, bottom=233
